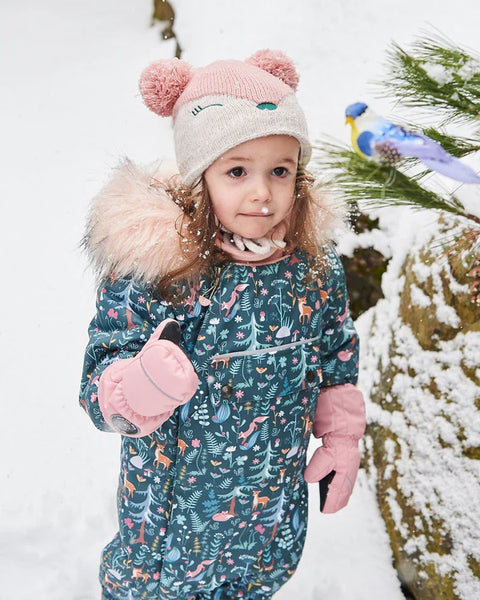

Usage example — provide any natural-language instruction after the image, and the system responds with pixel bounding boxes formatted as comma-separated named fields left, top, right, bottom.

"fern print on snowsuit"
left=80, top=49, right=365, bottom=600
left=81, top=247, right=358, bottom=600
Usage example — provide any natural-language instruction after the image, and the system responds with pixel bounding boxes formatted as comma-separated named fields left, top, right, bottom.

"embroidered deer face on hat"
left=139, top=50, right=311, bottom=186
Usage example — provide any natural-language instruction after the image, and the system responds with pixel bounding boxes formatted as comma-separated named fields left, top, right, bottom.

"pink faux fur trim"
left=83, top=159, right=347, bottom=283
left=83, top=159, right=187, bottom=282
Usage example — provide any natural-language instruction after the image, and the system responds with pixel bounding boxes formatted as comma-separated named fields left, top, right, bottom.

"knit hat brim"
left=175, top=94, right=311, bottom=186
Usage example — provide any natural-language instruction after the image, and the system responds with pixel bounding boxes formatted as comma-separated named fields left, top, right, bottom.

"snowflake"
left=266, top=335, right=272, bottom=342
left=292, top=357, right=298, bottom=365
left=260, top=288, right=269, bottom=296
left=188, top=476, right=197, bottom=484
left=235, top=390, right=244, bottom=399
left=236, top=331, right=245, bottom=339
left=285, top=271, right=293, bottom=279
left=234, top=315, right=243, bottom=323
left=227, top=558, right=234, bottom=565
left=252, top=458, right=260, bottom=464
left=310, top=355, right=318, bottom=363
left=138, top=296, right=145, bottom=304
left=154, top=475, right=161, bottom=484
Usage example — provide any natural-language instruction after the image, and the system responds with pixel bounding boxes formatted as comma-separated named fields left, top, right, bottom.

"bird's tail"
left=420, top=156, right=480, bottom=184
left=388, top=134, right=480, bottom=184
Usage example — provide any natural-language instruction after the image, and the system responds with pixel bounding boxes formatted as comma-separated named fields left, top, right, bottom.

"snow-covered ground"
left=1, top=1, right=479, bottom=598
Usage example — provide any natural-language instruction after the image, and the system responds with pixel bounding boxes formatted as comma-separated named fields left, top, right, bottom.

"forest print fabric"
left=80, top=249, right=359, bottom=600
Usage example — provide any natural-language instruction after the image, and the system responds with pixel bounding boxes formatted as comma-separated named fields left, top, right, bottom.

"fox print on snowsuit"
left=80, top=247, right=359, bottom=600
left=81, top=47, right=364, bottom=599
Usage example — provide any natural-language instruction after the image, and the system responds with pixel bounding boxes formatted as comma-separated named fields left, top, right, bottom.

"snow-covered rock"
left=360, top=214, right=480, bottom=599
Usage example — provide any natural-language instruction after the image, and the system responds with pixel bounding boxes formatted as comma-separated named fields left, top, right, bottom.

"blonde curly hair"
left=158, top=168, right=329, bottom=302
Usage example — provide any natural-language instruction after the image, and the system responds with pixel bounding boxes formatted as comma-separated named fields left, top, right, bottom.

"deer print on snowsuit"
left=81, top=249, right=359, bottom=600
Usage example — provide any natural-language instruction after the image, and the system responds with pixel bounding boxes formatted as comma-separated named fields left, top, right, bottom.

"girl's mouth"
left=241, top=210, right=271, bottom=217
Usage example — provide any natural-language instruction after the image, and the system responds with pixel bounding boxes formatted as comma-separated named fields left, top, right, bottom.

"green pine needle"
left=313, top=138, right=470, bottom=218
left=380, top=34, right=480, bottom=125
left=315, top=32, right=480, bottom=231
left=420, top=127, right=480, bottom=158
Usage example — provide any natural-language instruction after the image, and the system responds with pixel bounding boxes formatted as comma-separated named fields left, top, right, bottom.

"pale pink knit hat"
left=139, top=50, right=311, bottom=185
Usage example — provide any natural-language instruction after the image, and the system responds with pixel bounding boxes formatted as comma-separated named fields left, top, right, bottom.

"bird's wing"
left=356, top=130, right=375, bottom=156
left=378, top=131, right=449, bottom=162
left=375, top=130, right=480, bottom=183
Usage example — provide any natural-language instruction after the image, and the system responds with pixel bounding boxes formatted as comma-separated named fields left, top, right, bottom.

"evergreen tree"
left=314, top=33, right=480, bottom=306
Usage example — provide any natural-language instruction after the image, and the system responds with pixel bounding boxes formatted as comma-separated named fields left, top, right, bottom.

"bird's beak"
left=345, top=116, right=353, bottom=126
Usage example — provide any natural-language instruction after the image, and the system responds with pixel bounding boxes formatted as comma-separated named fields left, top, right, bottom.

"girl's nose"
left=251, top=177, right=271, bottom=202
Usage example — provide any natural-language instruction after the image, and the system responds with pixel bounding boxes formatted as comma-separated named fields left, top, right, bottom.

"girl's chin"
left=233, top=228, right=272, bottom=240
left=230, top=221, right=279, bottom=240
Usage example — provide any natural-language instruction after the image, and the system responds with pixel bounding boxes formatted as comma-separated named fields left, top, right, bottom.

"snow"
left=358, top=212, right=480, bottom=598
left=409, top=283, right=430, bottom=307
left=423, top=55, right=479, bottom=86
left=1, top=1, right=479, bottom=599
left=422, top=62, right=454, bottom=86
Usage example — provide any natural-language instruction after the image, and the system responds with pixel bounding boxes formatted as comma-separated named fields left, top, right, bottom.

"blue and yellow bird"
left=345, top=102, right=480, bottom=184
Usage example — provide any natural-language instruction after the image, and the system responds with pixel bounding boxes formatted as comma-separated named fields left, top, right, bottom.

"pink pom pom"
left=139, top=58, right=191, bottom=117
left=247, top=49, right=299, bottom=91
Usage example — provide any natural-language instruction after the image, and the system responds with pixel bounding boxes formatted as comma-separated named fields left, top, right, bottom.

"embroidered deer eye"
left=257, top=103, right=277, bottom=111
left=191, top=103, right=223, bottom=116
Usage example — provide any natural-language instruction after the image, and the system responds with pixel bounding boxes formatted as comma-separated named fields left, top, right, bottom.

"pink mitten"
left=304, top=384, right=365, bottom=513
left=99, top=319, right=198, bottom=437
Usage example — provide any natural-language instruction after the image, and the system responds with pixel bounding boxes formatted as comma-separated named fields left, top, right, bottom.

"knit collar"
left=216, top=221, right=288, bottom=262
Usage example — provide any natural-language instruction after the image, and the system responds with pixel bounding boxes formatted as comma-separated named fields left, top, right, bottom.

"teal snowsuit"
left=80, top=249, right=359, bottom=600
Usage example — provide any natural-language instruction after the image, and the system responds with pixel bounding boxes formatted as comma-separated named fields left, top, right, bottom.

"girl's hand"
left=98, top=319, right=198, bottom=437
left=304, top=384, right=365, bottom=513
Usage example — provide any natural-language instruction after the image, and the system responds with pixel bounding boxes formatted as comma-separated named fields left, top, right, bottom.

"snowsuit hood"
left=79, top=160, right=360, bottom=599
left=83, top=159, right=346, bottom=282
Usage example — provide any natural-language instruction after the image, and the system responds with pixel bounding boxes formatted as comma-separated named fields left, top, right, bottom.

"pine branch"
left=313, top=138, right=480, bottom=225
left=420, top=127, right=480, bottom=158
left=315, top=32, right=480, bottom=238
left=379, top=35, right=480, bottom=125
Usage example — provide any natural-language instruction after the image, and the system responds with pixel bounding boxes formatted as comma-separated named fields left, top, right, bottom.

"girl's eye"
left=272, top=167, right=288, bottom=177
left=228, top=167, right=245, bottom=178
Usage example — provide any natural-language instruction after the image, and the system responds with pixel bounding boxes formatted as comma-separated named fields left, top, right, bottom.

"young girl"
left=80, top=50, right=365, bottom=600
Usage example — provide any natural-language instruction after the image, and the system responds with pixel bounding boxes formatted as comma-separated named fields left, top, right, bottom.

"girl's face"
left=204, top=135, right=299, bottom=240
